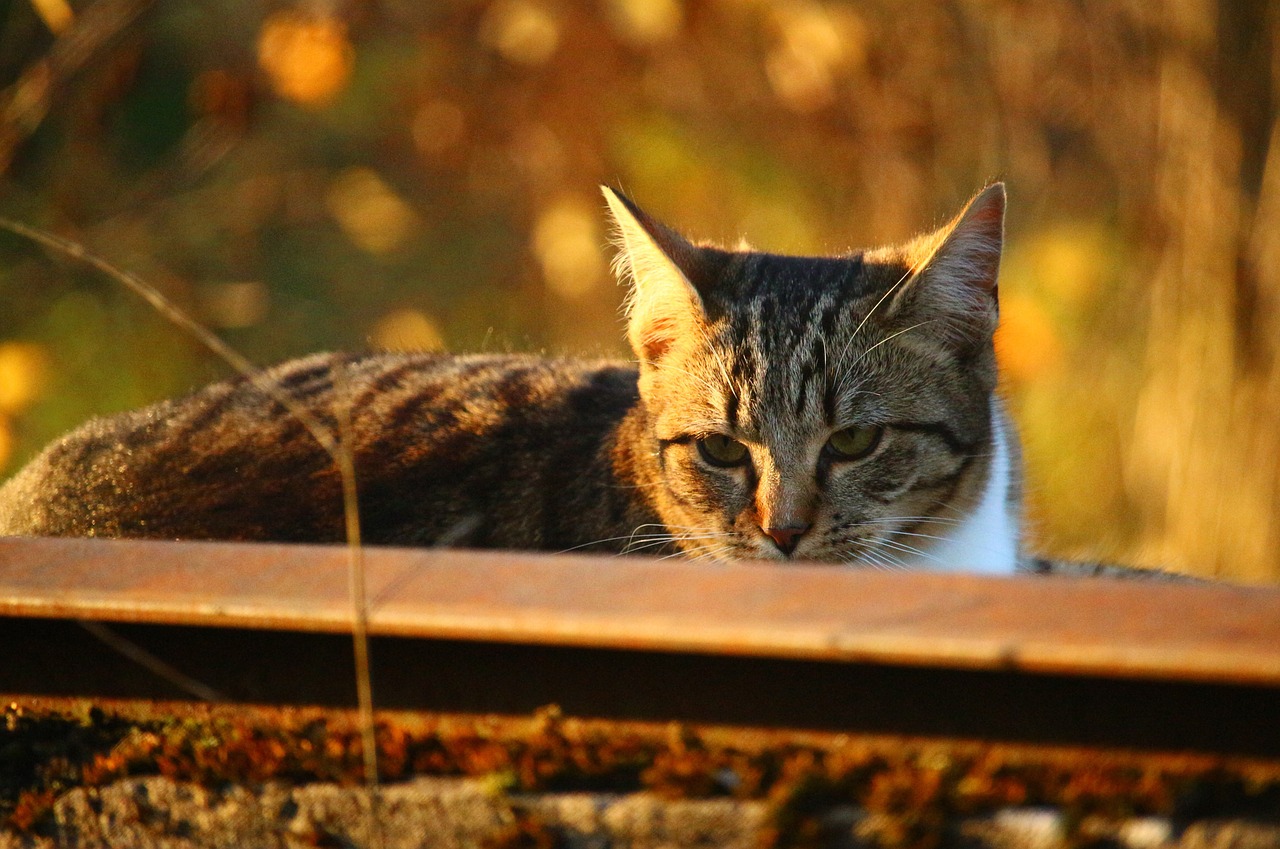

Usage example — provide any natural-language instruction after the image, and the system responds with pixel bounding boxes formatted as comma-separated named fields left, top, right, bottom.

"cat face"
left=605, top=186, right=1006, bottom=565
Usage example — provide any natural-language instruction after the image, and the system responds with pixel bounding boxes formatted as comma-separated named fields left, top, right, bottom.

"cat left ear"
left=884, top=182, right=1005, bottom=351
left=602, top=187, right=712, bottom=365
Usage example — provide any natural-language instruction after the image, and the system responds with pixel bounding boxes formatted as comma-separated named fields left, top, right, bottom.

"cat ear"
left=602, top=187, right=710, bottom=365
left=883, top=182, right=1005, bottom=352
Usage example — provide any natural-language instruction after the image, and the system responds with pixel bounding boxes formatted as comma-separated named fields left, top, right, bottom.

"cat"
left=0, top=184, right=1023, bottom=573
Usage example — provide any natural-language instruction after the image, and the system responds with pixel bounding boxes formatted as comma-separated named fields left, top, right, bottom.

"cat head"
left=604, top=185, right=1006, bottom=565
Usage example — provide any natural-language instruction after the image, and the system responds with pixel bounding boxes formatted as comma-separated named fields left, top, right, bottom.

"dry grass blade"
left=332, top=363, right=384, bottom=849
left=0, top=218, right=343, bottom=461
left=0, top=217, right=384, bottom=847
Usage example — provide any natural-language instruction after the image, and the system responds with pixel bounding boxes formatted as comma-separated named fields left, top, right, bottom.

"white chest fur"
left=913, top=398, right=1020, bottom=575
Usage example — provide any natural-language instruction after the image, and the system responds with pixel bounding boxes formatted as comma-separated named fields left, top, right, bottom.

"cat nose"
left=763, top=524, right=809, bottom=556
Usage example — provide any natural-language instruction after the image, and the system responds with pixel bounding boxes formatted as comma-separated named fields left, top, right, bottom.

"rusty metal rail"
left=2, top=536, right=1279, bottom=756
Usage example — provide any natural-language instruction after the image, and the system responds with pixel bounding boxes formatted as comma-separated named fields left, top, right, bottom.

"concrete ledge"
left=3, top=776, right=1278, bottom=849
left=5, top=776, right=765, bottom=849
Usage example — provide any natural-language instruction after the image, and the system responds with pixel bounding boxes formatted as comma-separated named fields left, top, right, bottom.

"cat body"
left=0, top=352, right=661, bottom=549
left=0, top=186, right=1023, bottom=572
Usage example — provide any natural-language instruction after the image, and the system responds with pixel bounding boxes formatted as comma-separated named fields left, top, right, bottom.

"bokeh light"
left=257, top=11, right=354, bottom=107
left=371, top=309, right=446, bottom=352
left=533, top=197, right=607, bottom=299
left=0, top=342, right=49, bottom=415
left=325, top=168, right=420, bottom=256
left=479, top=0, right=561, bottom=66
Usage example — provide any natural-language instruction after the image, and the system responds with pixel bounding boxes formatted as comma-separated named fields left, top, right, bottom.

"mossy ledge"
left=2, top=699, right=1278, bottom=848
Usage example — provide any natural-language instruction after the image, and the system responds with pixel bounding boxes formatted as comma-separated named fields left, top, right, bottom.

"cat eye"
left=824, top=425, right=883, bottom=461
left=697, top=434, right=750, bottom=467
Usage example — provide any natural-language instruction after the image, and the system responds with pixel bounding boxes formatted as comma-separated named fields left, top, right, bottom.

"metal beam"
left=2, top=537, right=1279, bottom=755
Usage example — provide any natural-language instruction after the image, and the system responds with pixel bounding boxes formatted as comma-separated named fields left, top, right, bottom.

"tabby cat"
left=0, top=185, right=1023, bottom=573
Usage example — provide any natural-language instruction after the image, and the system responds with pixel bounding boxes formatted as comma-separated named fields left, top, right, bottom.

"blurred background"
left=0, top=0, right=1276, bottom=582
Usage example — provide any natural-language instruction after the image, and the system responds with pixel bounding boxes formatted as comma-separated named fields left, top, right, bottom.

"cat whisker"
left=556, top=532, right=681, bottom=555
left=831, top=264, right=917, bottom=381
left=849, top=552, right=900, bottom=573
left=865, top=549, right=913, bottom=572
left=614, top=524, right=736, bottom=556
left=885, top=529, right=952, bottom=543
left=842, top=515, right=964, bottom=527
left=556, top=523, right=731, bottom=555
left=653, top=524, right=736, bottom=531
left=623, top=534, right=732, bottom=555
left=871, top=536, right=943, bottom=566
left=849, top=319, right=938, bottom=371
left=679, top=542, right=740, bottom=564
left=673, top=531, right=738, bottom=544
left=834, top=550, right=875, bottom=571
left=836, top=535, right=922, bottom=572
left=654, top=533, right=739, bottom=561
left=622, top=539, right=683, bottom=554
left=588, top=537, right=696, bottom=555
left=865, top=540, right=910, bottom=566
left=854, top=265, right=916, bottom=344
left=626, top=522, right=674, bottom=534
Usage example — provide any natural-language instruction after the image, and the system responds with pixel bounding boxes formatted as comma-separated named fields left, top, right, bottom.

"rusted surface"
left=1, top=536, right=1279, bottom=685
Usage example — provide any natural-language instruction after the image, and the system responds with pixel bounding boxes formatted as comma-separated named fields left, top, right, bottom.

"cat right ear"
left=602, top=187, right=709, bottom=365
left=880, top=183, right=1006, bottom=354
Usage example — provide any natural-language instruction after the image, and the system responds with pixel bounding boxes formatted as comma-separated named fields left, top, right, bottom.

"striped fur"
left=0, top=187, right=1027, bottom=573
left=0, top=353, right=657, bottom=550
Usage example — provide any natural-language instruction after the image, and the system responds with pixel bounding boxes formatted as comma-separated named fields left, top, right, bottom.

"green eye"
left=825, top=425, right=882, bottom=461
left=697, top=434, right=750, bottom=467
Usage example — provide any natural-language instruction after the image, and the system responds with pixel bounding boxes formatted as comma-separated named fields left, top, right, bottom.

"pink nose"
left=764, top=524, right=809, bottom=556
